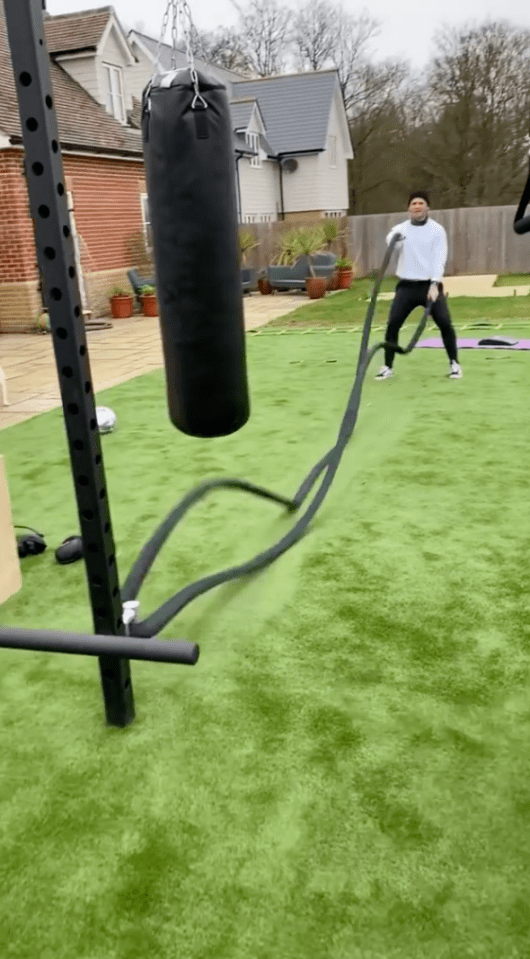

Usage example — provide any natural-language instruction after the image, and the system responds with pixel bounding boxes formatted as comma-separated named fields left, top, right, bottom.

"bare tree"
left=230, top=0, right=293, bottom=76
left=421, top=19, right=530, bottom=206
left=348, top=62, right=412, bottom=213
left=332, top=8, right=381, bottom=113
left=292, top=0, right=340, bottom=71
left=190, top=25, right=254, bottom=75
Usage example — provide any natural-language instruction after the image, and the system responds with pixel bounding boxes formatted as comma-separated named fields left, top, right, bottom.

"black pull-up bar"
left=0, top=627, right=199, bottom=665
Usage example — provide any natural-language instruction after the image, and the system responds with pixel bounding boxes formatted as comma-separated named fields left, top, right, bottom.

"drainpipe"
left=277, top=158, right=285, bottom=221
left=235, top=155, right=243, bottom=223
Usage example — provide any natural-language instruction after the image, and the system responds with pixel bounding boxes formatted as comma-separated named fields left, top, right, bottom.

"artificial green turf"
left=1, top=328, right=530, bottom=958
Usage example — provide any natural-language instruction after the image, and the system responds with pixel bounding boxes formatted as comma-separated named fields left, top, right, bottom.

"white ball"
left=96, top=406, right=117, bottom=434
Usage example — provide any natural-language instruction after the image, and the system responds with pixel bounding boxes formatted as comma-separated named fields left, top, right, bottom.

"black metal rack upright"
left=0, top=0, right=199, bottom=727
left=3, top=0, right=135, bottom=726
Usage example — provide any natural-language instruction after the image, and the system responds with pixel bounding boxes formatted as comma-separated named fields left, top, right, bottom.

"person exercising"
left=375, top=191, right=462, bottom=380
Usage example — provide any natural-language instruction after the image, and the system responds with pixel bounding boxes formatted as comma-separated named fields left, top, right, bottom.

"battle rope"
left=514, top=154, right=530, bottom=235
left=123, top=232, right=433, bottom=637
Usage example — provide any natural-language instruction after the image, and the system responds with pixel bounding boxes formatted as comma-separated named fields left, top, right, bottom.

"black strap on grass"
left=514, top=156, right=530, bottom=235
left=122, top=232, right=433, bottom=638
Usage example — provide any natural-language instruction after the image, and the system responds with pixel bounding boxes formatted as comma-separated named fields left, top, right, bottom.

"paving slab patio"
left=377, top=275, right=530, bottom=300
left=0, top=291, right=315, bottom=431
left=1, top=277, right=527, bottom=432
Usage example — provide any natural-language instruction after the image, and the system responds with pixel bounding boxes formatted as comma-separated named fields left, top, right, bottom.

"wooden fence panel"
left=239, top=206, right=529, bottom=277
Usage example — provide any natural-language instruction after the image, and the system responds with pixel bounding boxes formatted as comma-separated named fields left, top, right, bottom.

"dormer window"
left=246, top=132, right=261, bottom=168
left=103, top=63, right=125, bottom=123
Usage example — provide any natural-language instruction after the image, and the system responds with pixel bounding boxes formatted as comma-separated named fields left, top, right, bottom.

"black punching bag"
left=141, top=69, right=250, bottom=437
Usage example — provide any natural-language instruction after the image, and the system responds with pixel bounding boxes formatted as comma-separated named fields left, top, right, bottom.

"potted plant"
left=258, top=276, right=273, bottom=295
left=139, top=284, right=158, bottom=316
left=322, top=220, right=345, bottom=290
left=108, top=286, right=133, bottom=319
left=35, top=309, right=50, bottom=333
left=295, top=226, right=328, bottom=299
left=239, top=230, right=259, bottom=293
left=335, top=257, right=355, bottom=290
left=258, top=227, right=303, bottom=294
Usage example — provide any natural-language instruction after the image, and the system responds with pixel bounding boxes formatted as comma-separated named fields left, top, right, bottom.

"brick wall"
left=64, top=154, right=150, bottom=317
left=0, top=149, right=149, bottom=332
left=0, top=152, right=38, bottom=283
left=0, top=151, right=40, bottom=331
left=63, top=154, right=146, bottom=272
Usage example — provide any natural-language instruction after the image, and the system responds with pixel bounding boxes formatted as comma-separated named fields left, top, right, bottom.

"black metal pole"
left=3, top=0, right=135, bottom=727
left=0, top=627, right=199, bottom=666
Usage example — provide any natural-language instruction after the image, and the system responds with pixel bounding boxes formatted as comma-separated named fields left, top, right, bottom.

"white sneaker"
left=449, top=361, right=462, bottom=379
left=375, top=366, right=394, bottom=380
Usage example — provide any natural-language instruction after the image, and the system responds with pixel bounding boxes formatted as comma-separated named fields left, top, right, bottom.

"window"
left=140, top=194, right=153, bottom=252
left=242, top=214, right=273, bottom=223
left=103, top=64, right=125, bottom=123
left=246, top=132, right=261, bottom=168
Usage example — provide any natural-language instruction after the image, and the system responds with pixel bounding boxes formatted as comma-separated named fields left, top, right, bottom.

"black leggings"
left=384, top=280, right=458, bottom=368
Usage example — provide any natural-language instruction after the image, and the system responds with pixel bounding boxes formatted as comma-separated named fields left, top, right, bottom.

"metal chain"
left=171, top=1, right=179, bottom=69
left=179, top=1, right=207, bottom=109
left=153, top=0, right=173, bottom=76
left=152, top=0, right=207, bottom=109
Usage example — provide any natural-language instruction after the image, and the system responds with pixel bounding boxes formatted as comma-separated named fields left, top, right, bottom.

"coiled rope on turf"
left=123, top=232, right=432, bottom=637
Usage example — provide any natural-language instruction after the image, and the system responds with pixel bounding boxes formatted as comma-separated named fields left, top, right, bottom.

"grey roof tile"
left=130, top=32, right=242, bottom=89
left=232, top=71, right=339, bottom=154
left=230, top=99, right=256, bottom=130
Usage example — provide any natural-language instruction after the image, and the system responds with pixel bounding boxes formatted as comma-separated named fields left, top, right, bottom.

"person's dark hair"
left=408, top=190, right=430, bottom=207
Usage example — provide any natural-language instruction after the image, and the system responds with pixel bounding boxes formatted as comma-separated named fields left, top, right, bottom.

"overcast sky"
left=46, top=0, right=530, bottom=71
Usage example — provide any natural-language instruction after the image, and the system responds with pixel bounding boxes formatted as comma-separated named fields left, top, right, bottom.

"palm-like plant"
left=294, top=226, right=326, bottom=278
left=321, top=219, right=345, bottom=249
left=239, top=230, right=259, bottom=266
left=274, top=228, right=303, bottom=265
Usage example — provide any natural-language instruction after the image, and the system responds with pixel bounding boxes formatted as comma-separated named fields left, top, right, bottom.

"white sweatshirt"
left=386, top=218, right=448, bottom=284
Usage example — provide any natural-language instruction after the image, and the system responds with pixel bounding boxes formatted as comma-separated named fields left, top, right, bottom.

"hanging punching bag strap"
left=514, top=154, right=530, bottom=235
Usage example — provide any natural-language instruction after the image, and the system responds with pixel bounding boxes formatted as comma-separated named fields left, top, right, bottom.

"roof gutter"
left=48, top=48, right=97, bottom=59
left=277, top=149, right=325, bottom=157
left=4, top=137, right=144, bottom=162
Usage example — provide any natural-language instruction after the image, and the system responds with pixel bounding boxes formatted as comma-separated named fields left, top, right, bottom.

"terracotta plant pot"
left=338, top=269, right=354, bottom=290
left=110, top=295, right=133, bottom=319
left=141, top=294, right=158, bottom=317
left=258, top=277, right=272, bottom=295
left=306, top=277, right=327, bottom=299
left=330, top=271, right=340, bottom=291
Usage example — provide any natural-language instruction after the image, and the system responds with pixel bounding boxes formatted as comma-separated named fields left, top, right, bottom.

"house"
left=126, top=29, right=353, bottom=224
left=0, top=4, right=146, bottom=331
left=0, top=3, right=353, bottom=332
left=228, top=73, right=354, bottom=223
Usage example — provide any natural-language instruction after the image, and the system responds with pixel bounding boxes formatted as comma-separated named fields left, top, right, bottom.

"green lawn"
left=262, top=283, right=530, bottom=330
left=493, top=273, right=530, bottom=287
left=1, top=318, right=530, bottom=957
